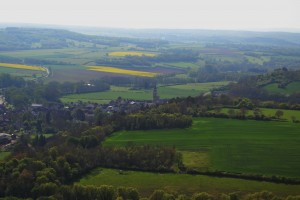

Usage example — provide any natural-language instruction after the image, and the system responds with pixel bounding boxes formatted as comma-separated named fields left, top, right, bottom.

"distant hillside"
left=71, top=27, right=300, bottom=46
left=236, top=68, right=300, bottom=95
left=0, top=27, right=167, bottom=51
left=256, top=68, right=300, bottom=88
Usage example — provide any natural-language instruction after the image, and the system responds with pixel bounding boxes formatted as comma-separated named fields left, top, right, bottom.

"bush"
left=192, top=192, right=214, bottom=200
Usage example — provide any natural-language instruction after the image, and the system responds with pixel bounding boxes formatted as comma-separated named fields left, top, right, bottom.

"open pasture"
left=261, top=108, right=300, bottom=120
left=104, top=118, right=300, bottom=178
left=78, top=168, right=300, bottom=197
left=245, top=55, right=270, bottom=65
left=60, top=86, right=153, bottom=103
left=0, top=48, right=107, bottom=65
left=263, top=82, right=300, bottom=95
left=161, top=62, right=201, bottom=69
left=158, top=82, right=229, bottom=99
left=108, top=51, right=157, bottom=57
left=163, top=81, right=229, bottom=90
left=0, top=48, right=88, bottom=58
left=60, top=82, right=229, bottom=103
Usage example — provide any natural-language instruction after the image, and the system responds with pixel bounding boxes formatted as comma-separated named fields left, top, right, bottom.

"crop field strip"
left=87, top=66, right=158, bottom=77
left=108, top=51, right=157, bottom=57
left=104, top=117, right=300, bottom=178
left=0, top=62, right=46, bottom=72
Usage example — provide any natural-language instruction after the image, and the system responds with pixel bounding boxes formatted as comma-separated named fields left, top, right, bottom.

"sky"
left=1, top=0, right=300, bottom=30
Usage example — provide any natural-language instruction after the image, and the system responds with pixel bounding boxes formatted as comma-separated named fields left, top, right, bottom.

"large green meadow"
left=104, top=118, right=300, bottom=178
left=60, top=82, right=229, bottom=103
left=78, top=168, right=300, bottom=197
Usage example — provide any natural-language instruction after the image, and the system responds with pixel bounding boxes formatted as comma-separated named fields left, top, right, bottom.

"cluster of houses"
left=0, top=86, right=167, bottom=150
left=0, top=133, right=16, bottom=150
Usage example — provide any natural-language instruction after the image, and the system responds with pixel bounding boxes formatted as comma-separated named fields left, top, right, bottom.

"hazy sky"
left=1, top=0, right=300, bottom=30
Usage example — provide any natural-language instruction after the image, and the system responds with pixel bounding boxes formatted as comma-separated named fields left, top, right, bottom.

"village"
left=0, top=86, right=166, bottom=150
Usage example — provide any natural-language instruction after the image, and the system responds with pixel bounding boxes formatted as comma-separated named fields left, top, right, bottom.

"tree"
left=94, top=108, right=106, bottom=125
left=275, top=110, right=284, bottom=119
left=192, top=192, right=214, bottom=200
left=117, top=187, right=139, bottom=200
left=42, top=81, right=61, bottom=102
left=227, top=109, right=236, bottom=118
left=72, top=108, right=85, bottom=121
left=253, top=108, right=262, bottom=119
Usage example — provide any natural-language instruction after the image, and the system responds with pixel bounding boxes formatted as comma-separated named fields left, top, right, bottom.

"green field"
left=245, top=55, right=270, bottom=65
left=0, top=67, right=42, bottom=78
left=0, top=47, right=156, bottom=66
left=104, top=118, right=300, bottom=178
left=260, top=108, right=300, bottom=120
left=218, top=108, right=300, bottom=122
left=263, top=82, right=300, bottom=95
left=60, top=86, right=153, bottom=103
left=78, top=168, right=300, bottom=197
left=162, top=62, right=201, bottom=69
left=61, top=82, right=229, bottom=103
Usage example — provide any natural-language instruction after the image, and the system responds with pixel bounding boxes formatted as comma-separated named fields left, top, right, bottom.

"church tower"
left=153, top=84, right=160, bottom=103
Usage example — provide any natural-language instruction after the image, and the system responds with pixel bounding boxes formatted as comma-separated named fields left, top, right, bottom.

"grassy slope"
left=104, top=118, right=300, bottom=178
left=78, top=168, right=300, bottom=197
left=263, top=82, right=300, bottom=95
left=261, top=108, right=300, bottom=120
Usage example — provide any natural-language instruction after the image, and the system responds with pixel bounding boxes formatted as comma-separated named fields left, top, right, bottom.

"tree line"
left=0, top=74, right=109, bottom=108
left=0, top=185, right=299, bottom=200
left=112, top=112, right=193, bottom=130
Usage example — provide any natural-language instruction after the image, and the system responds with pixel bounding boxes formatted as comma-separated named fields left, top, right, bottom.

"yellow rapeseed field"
left=0, top=62, right=46, bottom=72
left=108, top=51, right=157, bottom=57
left=87, top=66, right=158, bottom=77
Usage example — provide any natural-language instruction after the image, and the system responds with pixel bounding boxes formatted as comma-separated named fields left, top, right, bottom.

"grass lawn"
left=78, top=168, right=300, bottom=197
left=104, top=118, right=300, bottom=178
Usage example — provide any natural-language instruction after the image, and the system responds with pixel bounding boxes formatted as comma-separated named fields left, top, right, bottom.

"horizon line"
left=1, top=22, right=300, bottom=34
